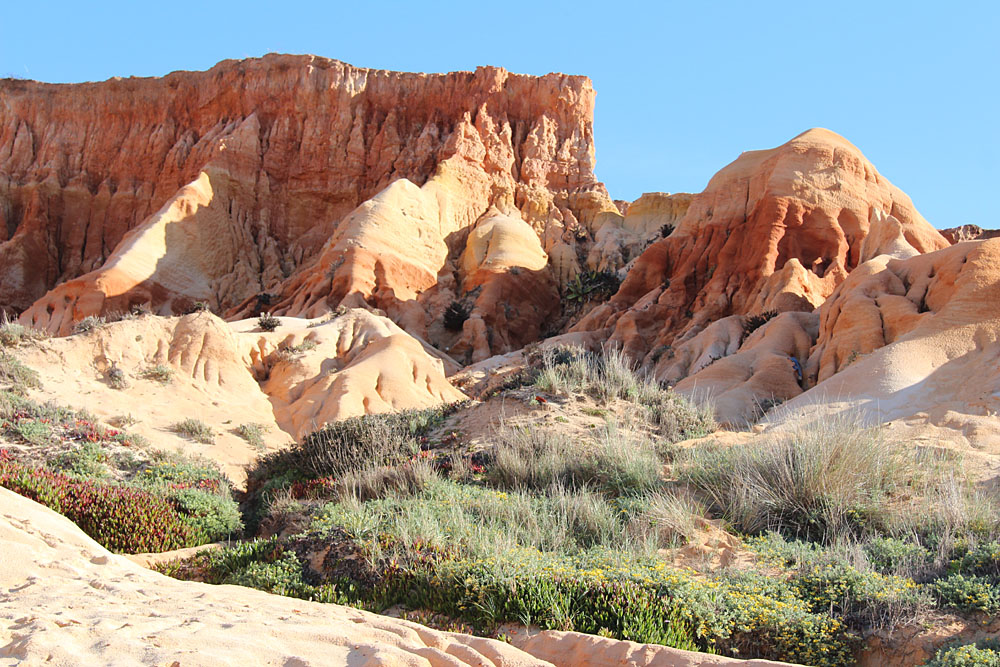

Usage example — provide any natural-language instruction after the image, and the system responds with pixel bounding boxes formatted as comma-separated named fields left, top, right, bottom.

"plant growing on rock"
left=72, top=315, right=106, bottom=334
left=443, top=301, right=471, bottom=332
left=742, top=310, right=778, bottom=337
left=564, top=270, right=621, bottom=303
left=257, top=312, right=280, bottom=332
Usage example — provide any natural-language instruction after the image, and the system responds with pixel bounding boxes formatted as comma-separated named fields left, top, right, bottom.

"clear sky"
left=3, top=1, right=997, bottom=229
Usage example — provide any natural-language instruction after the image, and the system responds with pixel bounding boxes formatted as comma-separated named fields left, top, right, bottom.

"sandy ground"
left=0, top=487, right=798, bottom=666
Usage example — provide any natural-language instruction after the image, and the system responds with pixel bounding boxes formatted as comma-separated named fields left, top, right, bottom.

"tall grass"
left=532, top=345, right=715, bottom=442
left=487, top=420, right=662, bottom=495
left=677, top=418, right=907, bottom=541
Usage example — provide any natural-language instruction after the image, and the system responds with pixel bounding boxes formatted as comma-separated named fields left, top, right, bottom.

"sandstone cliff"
left=573, top=128, right=949, bottom=364
left=3, top=54, right=610, bottom=357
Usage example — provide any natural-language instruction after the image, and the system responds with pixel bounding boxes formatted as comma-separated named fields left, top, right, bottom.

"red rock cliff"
left=0, top=54, right=603, bottom=329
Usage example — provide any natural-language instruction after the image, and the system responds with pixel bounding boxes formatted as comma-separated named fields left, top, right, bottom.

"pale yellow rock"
left=460, top=208, right=549, bottom=282
left=234, top=309, right=467, bottom=441
left=11, top=309, right=467, bottom=483
left=775, top=239, right=1000, bottom=456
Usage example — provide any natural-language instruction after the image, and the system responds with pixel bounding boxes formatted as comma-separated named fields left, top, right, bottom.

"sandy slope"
left=12, top=309, right=466, bottom=485
left=0, top=488, right=795, bottom=666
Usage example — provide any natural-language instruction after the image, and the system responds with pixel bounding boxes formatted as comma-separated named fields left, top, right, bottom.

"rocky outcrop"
left=574, top=129, right=949, bottom=363
left=772, top=238, right=1000, bottom=453
left=4, top=54, right=609, bottom=349
left=939, top=224, right=1000, bottom=244
left=659, top=312, right=819, bottom=426
left=13, top=309, right=467, bottom=481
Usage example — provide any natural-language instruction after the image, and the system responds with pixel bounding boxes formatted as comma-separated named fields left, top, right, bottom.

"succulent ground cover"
left=0, top=381, right=242, bottom=553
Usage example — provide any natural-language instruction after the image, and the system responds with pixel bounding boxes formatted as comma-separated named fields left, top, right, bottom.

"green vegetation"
left=0, top=352, right=41, bottom=393
left=0, top=317, right=47, bottom=347
left=235, top=422, right=267, bottom=451
left=923, top=640, right=1000, bottom=666
left=140, top=364, right=174, bottom=384
left=106, top=364, right=128, bottom=389
left=171, top=418, right=215, bottom=445
left=257, top=312, right=280, bottom=332
left=563, top=270, right=622, bottom=304
left=0, top=391, right=241, bottom=552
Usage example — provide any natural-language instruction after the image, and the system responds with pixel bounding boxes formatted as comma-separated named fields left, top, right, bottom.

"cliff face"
left=573, top=128, right=950, bottom=362
left=1, top=54, right=604, bottom=335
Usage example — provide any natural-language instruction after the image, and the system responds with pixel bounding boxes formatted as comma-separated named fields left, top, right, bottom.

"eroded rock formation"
left=574, top=128, right=949, bottom=364
left=4, top=55, right=611, bottom=357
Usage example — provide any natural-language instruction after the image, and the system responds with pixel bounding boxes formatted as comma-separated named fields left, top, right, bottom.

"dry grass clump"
left=677, top=418, right=904, bottom=540
left=677, top=417, right=1000, bottom=547
left=0, top=352, right=41, bottom=393
left=0, top=315, right=47, bottom=348
left=487, top=421, right=662, bottom=496
left=637, top=491, right=710, bottom=548
left=72, top=315, right=106, bottom=334
left=139, top=364, right=174, bottom=384
left=532, top=346, right=715, bottom=442
left=171, top=418, right=215, bottom=445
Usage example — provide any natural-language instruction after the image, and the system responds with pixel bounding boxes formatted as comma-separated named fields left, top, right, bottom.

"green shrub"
left=932, top=573, right=1000, bottom=613
left=133, top=452, right=226, bottom=492
left=255, top=405, right=458, bottom=482
left=0, top=455, right=193, bottom=553
left=169, top=487, right=243, bottom=543
left=257, top=312, right=280, bottom=332
left=140, top=364, right=174, bottom=384
left=171, top=418, right=215, bottom=445
left=953, top=541, right=1000, bottom=578
left=14, top=419, right=51, bottom=445
left=54, top=441, right=111, bottom=479
left=0, top=352, right=41, bottom=393
left=924, top=640, right=1000, bottom=666
left=864, top=537, right=931, bottom=575
left=792, top=562, right=928, bottom=631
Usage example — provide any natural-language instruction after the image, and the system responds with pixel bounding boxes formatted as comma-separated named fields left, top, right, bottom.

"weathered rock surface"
left=660, top=312, right=819, bottom=426
left=12, top=309, right=466, bottom=482
left=939, top=224, right=1000, bottom=244
left=241, top=309, right=467, bottom=440
left=4, top=54, right=610, bottom=356
left=574, top=129, right=949, bottom=363
left=772, top=238, right=1000, bottom=453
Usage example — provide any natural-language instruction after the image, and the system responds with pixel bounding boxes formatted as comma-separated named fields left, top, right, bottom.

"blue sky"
left=3, top=1, right=997, bottom=229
